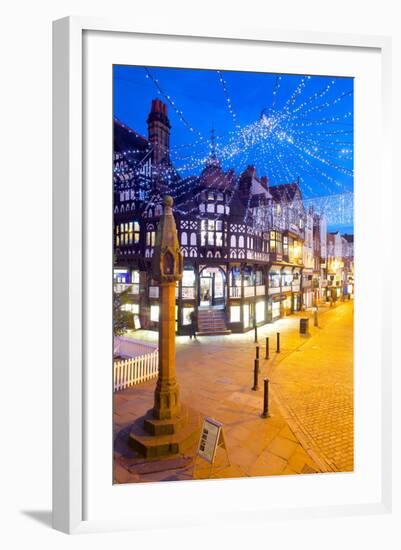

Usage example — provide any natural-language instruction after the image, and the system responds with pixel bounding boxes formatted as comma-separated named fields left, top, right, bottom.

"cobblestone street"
left=114, top=300, right=354, bottom=483
left=266, top=301, right=354, bottom=472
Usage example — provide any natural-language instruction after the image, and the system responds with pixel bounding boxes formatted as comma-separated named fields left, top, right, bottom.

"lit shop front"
left=281, top=266, right=293, bottom=316
left=292, top=268, right=302, bottom=312
left=113, top=267, right=141, bottom=330
left=267, top=265, right=282, bottom=322
left=302, top=268, right=314, bottom=308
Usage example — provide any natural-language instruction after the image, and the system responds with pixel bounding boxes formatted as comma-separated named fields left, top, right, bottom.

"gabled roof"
left=342, top=233, right=354, bottom=243
left=199, top=162, right=236, bottom=191
left=269, top=182, right=301, bottom=203
left=114, top=118, right=149, bottom=157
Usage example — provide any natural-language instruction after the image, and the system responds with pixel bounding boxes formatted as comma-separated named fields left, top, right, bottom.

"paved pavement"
left=114, top=300, right=354, bottom=483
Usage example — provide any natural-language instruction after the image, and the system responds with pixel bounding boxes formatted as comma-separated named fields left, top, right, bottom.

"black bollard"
left=276, top=332, right=280, bottom=353
left=265, top=337, right=270, bottom=359
left=262, top=378, right=270, bottom=418
left=255, top=345, right=260, bottom=360
left=254, top=324, right=258, bottom=343
left=252, top=358, right=260, bottom=391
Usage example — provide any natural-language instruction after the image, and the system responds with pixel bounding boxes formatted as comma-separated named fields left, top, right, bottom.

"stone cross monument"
left=151, top=195, right=183, bottom=420
left=130, top=196, right=199, bottom=458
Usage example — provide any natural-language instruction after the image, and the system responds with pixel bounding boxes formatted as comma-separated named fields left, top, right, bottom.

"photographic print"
left=113, top=65, right=354, bottom=483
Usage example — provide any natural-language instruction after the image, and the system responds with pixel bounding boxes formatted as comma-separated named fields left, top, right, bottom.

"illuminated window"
left=150, top=305, right=159, bottom=323
left=182, top=307, right=194, bottom=326
left=255, top=301, right=265, bottom=322
left=243, top=304, right=250, bottom=328
left=283, top=236, right=288, bottom=256
left=269, top=270, right=281, bottom=288
left=146, top=231, right=156, bottom=246
left=182, top=269, right=195, bottom=287
left=118, top=220, right=140, bottom=246
left=230, top=305, right=241, bottom=323
left=200, top=219, right=225, bottom=247
left=270, top=231, right=282, bottom=254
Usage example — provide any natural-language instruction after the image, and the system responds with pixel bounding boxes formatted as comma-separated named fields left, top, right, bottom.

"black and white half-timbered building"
left=113, top=99, right=328, bottom=335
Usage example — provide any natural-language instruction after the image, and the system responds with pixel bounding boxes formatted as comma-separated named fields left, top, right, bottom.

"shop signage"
left=197, top=417, right=227, bottom=464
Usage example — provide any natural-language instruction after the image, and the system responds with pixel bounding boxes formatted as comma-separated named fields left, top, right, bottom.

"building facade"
left=113, top=99, right=353, bottom=335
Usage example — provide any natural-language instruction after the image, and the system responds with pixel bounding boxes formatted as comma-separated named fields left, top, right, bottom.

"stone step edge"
left=195, top=330, right=232, bottom=336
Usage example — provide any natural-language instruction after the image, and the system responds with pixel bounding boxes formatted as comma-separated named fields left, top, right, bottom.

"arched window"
left=230, top=235, right=236, bottom=248
left=181, top=232, right=188, bottom=245
left=238, top=236, right=244, bottom=248
left=155, top=204, right=163, bottom=216
left=190, top=232, right=197, bottom=245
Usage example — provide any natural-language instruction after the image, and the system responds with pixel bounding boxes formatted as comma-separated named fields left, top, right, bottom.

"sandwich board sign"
left=197, top=417, right=228, bottom=464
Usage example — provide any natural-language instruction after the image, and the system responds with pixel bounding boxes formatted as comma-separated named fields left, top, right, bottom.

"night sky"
left=114, top=65, right=354, bottom=233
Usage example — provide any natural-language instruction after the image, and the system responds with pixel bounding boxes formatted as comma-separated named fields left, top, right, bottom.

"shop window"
left=255, top=301, right=265, bottom=323
left=269, top=270, right=280, bottom=288
left=243, top=266, right=254, bottom=287
left=182, top=307, right=194, bottom=326
left=230, top=305, right=241, bottom=323
left=243, top=304, right=250, bottom=328
left=182, top=269, right=195, bottom=287
left=229, top=266, right=241, bottom=287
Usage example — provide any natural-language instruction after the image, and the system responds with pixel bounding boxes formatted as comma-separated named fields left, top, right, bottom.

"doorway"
left=199, top=266, right=226, bottom=308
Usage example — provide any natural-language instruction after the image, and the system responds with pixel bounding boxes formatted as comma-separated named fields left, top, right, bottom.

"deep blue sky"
left=114, top=65, right=353, bottom=232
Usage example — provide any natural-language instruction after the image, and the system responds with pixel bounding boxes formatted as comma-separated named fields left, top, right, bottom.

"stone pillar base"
left=129, top=405, right=200, bottom=459
left=152, top=378, right=181, bottom=420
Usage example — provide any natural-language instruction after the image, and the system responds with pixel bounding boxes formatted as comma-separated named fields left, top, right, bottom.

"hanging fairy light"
left=115, top=68, right=354, bottom=228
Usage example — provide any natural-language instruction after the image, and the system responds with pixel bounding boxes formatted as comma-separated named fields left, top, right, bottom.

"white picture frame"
left=52, top=16, right=392, bottom=534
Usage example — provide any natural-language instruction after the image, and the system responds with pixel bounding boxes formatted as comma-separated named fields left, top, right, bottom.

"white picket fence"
left=114, top=336, right=157, bottom=359
left=114, top=349, right=159, bottom=391
left=114, top=336, right=159, bottom=391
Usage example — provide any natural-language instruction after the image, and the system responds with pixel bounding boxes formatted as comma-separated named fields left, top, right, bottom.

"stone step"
left=196, top=308, right=229, bottom=336
left=129, top=407, right=201, bottom=459
left=196, top=329, right=231, bottom=336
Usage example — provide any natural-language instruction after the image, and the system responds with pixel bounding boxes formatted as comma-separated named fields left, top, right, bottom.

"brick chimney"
left=147, top=99, right=171, bottom=165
